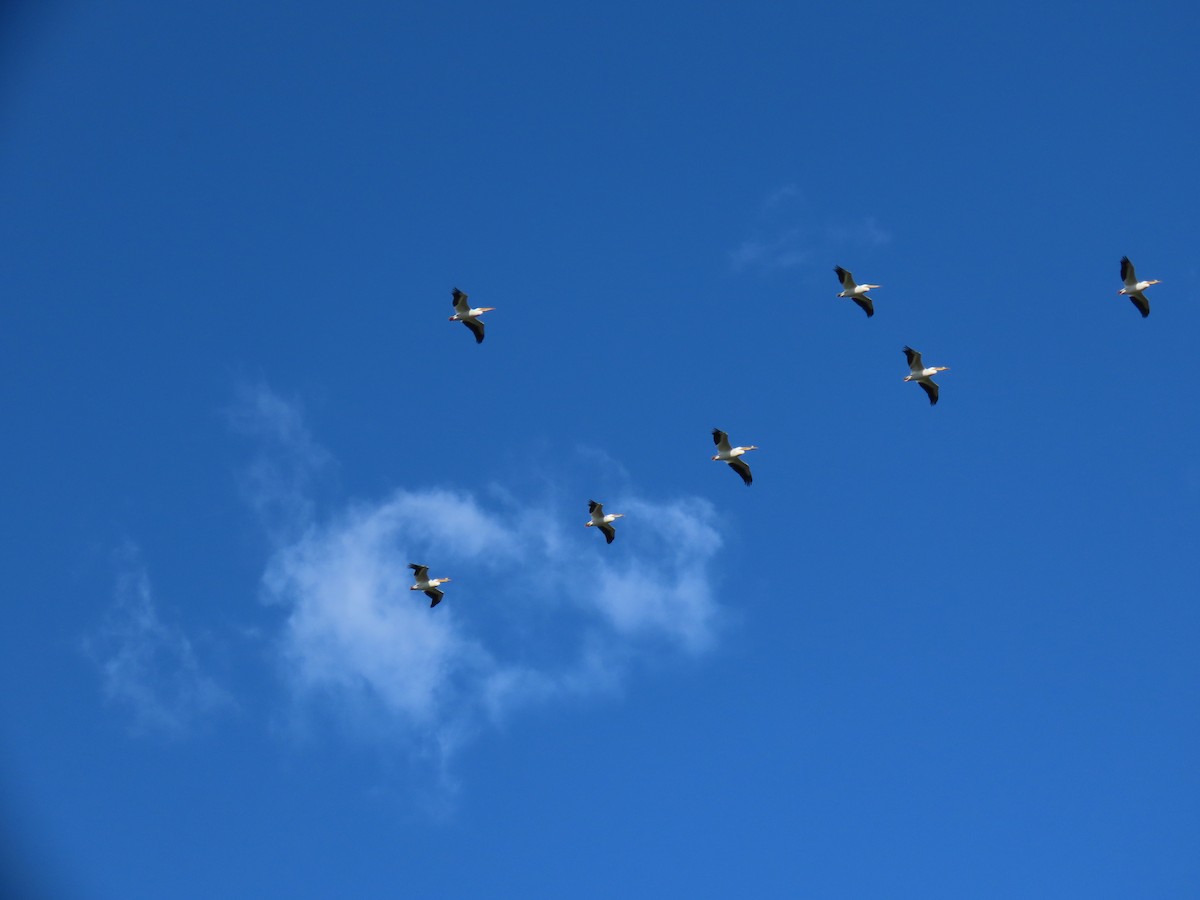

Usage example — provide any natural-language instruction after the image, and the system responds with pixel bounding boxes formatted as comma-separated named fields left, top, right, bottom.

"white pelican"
left=711, top=428, right=758, bottom=486
left=586, top=500, right=623, bottom=544
left=409, top=563, right=452, bottom=607
left=1118, top=256, right=1159, bottom=318
left=449, top=288, right=495, bottom=343
left=834, top=266, right=879, bottom=318
left=903, top=346, right=949, bottom=406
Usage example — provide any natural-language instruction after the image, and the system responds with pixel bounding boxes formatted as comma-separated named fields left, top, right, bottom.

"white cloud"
left=86, top=548, right=232, bottom=737
left=246, top=389, right=726, bottom=764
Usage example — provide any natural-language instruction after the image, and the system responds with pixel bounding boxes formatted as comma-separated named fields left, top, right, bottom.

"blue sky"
left=3, top=0, right=1199, bottom=896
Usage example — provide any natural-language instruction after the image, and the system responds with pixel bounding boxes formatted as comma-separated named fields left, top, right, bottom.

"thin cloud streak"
left=85, top=548, right=233, bottom=737
left=730, top=185, right=892, bottom=272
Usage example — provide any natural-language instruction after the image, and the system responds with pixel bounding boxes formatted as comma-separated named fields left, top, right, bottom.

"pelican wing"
left=588, top=500, right=603, bottom=516
left=1120, top=256, right=1136, bottom=286
left=598, top=523, right=616, bottom=544
left=462, top=317, right=485, bottom=344
left=903, top=346, right=923, bottom=371
left=919, top=380, right=939, bottom=406
left=409, top=563, right=429, bottom=582
left=1128, top=291, right=1150, bottom=318
left=711, top=428, right=731, bottom=453
left=425, top=587, right=445, bottom=608
left=451, top=288, right=470, bottom=313
left=728, top=457, right=753, bottom=486
left=834, top=266, right=855, bottom=290
left=851, top=295, right=874, bottom=318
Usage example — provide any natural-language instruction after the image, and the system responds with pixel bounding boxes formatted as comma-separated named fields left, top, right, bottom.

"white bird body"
left=902, top=346, right=949, bottom=406
left=1118, top=257, right=1158, bottom=318
left=449, top=288, right=496, bottom=343
left=408, top=563, right=452, bottom=607
left=585, top=500, right=624, bottom=543
left=711, top=428, right=758, bottom=485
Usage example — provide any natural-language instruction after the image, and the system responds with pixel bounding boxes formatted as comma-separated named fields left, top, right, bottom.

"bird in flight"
left=449, top=288, right=496, bottom=343
left=1117, top=256, right=1159, bottom=318
left=586, top=500, right=624, bottom=544
left=711, top=428, right=758, bottom=485
left=408, top=563, right=452, bottom=607
left=834, top=265, right=880, bottom=318
left=902, top=346, right=950, bottom=406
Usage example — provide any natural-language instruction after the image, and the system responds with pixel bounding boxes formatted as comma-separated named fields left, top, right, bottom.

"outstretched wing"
left=852, top=295, right=874, bottom=318
left=1120, top=257, right=1135, bottom=286
left=462, top=317, right=485, bottom=344
left=599, top=523, right=616, bottom=544
left=711, top=428, right=731, bottom=453
left=451, top=288, right=469, bottom=312
left=903, top=346, right=922, bottom=370
left=1128, top=291, right=1150, bottom=318
left=728, top=457, right=753, bottom=486
left=425, top=587, right=444, bottom=608
left=409, top=563, right=429, bottom=582
left=588, top=499, right=603, bottom=516
left=919, top=380, right=939, bottom=406
left=834, top=266, right=855, bottom=290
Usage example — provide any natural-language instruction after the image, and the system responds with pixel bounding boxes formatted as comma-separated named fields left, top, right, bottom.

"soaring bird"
left=711, top=428, right=758, bottom=485
left=1118, top=257, right=1159, bottom=318
left=903, top=346, right=950, bottom=406
left=834, top=266, right=880, bottom=318
left=409, top=563, right=452, bottom=608
left=586, top=500, right=624, bottom=544
left=449, top=288, right=495, bottom=343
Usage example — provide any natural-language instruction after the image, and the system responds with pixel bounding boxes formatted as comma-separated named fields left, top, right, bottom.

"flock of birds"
left=409, top=256, right=1164, bottom=607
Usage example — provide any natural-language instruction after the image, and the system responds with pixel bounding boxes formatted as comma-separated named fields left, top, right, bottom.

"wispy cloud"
left=730, top=184, right=891, bottom=273
left=85, top=546, right=233, bottom=737
left=226, top=383, right=332, bottom=540
left=245, top=388, right=726, bottom=768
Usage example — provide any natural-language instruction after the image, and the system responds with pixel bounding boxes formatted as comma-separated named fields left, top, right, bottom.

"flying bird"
left=1118, top=256, right=1159, bottom=318
left=409, top=563, right=452, bottom=607
left=834, top=266, right=880, bottom=318
left=586, top=500, right=624, bottom=544
left=903, top=346, right=950, bottom=406
left=711, top=428, right=758, bottom=485
left=449, top=288, right=495, bottom=343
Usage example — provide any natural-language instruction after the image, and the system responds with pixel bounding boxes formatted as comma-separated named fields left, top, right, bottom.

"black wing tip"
left=919, top=382, right=939, bottom=405
left=604, top=530, right=615, bottom=544
left=834, top=265, right=847, bottom=277
left=1132, top=296, right=1150, bottom=317
left=853, top=296, right=874, bottom=317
